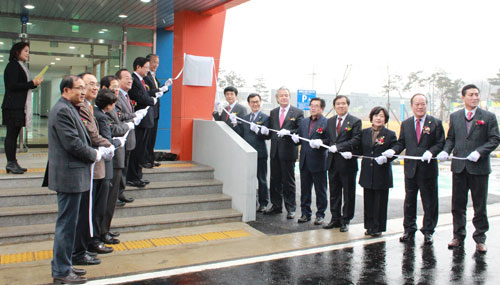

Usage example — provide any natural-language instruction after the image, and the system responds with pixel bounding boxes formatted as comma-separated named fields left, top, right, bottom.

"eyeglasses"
left=72, top=86, right=86, bottom=91
left=88, top=82, right=100, bottom=88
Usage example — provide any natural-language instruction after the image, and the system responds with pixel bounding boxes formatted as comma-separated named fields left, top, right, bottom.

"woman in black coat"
left=2, top=42, right=43, bottom=174
left=358, top=106, right=397, bottom=237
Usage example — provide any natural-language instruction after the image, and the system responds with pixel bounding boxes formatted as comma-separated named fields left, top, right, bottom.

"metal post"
left=122, top=26, right=127, bottom=68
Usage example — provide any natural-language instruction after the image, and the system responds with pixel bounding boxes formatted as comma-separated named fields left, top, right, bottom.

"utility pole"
left=307, top=66, right=319, bottom=90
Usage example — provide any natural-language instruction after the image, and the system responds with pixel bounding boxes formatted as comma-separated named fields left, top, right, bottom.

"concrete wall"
left=192, top=119, right=257, bottom=222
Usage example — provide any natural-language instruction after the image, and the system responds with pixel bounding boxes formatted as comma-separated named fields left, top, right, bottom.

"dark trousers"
left=364, top=188, right=389, bottom=232
left=257, top=157, right=269, bottom=207
left=452, top=171, right=489, bottom=243
left=120, top=150, right=131, bottom=197
left=328, top=167, right=357, bottom=224
left=147, top=117, right=159, bottom=164
left=269, top=155, right=296, bottom=212
left=403, top=168, right=438, bottom=235
left=128, top=127, right=147, bottom=182
left=300, top=167, right=328, bottom=218
left=4, top=125, right=22, bottom=161
left=72, top=191, right=90, bottom=260
left=103, top=168, right=122, bottom=234
left=52, top=191, right=85, bottom=278
left=91, top=179, right=109, bottom=242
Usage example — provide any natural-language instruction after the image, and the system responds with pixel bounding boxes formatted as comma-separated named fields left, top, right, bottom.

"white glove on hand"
left=375, top=155, right=388, bottom=165
left=229, top=113, right=237, bottom=124
left=467, top=151, right=480, bottom=162
left=309, top=139, right=322, bottom=149
left=113, top=136, right=126, bottom=148
left=421, top=150, right=433, bottom=163
left=153, top=97, right=158, bottom=105
left=277, top=129, right=291, bottom=138
left=291, top=133, right=300, bottom=144
left=103, top=145, right=116, bottom=160
left=436, top=151, right=449, bottom=161
left=329, top=145, right=338, bottom=153
left=250, top=122, right=259, bottom=134
left=95, top=149, right=103, bottom=162
left=214, top=101, right=221, bottom=112
left=160, top=85, right=169, bottom=93
left=126, top=122, right=135, bottom=130
left=155, top=91, right=164, bottom=99
left=164, top=78, right=173, bottom=87
left=135, top=109, right=147, bottom=119
left=260, top=126, right=270, bottom=135
left=341, top=152, right=353, bottom=159
left=382, top=149, right=395, bottom=158
left=133, top=116, right=143, bottom=126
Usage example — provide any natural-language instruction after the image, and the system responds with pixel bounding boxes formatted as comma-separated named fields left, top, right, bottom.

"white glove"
left=164, top=78, right=173, bottom=87
left=260, top=126, right=270, bottom=135
left=250, top=122, right=259, bottom=134
left=135, top=108, right=147, bottom=119
left=277, top=129, right=291, bottom=138
left=329, top=145, right=337, bottom=153
left=160, top=85, right=169, bottom=93
left=153, top=97, right=158, bottom=105
left=382, top=149, right=395, bottom=158
left=467, top=151, right=480, bottom=162
left=309, top=139, right=322, bottom=149
left=155, top=91, right=164, bottom=99
left=133, top=116, right=143, bottom=126
left=229, top=113, right=237, bottom=124
left=103, top=145, right=116, bottom=160
left=126, top=122, right=135, bottom=130
left=341, top=152, right=352, bottom=159
left=436, top=151, right=449, bottom=161
left=291, top=133, right=300, bottom=144
left=113, top=136, right=126, bottom=148
left=214, top=101, right=221, bottom=112
left=95, top=149, right=103, bottom=162
left=421, top=150, right=433, bottom=163
left=375, top=155, right=388, bottom=165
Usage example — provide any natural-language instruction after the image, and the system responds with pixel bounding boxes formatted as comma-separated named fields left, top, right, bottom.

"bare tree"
left=252, top=76, right=270, bottom=103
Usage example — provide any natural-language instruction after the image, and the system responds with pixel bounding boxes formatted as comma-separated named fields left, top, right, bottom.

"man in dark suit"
left=264, top=87, right=304, bottom=218
left=383, top=93, right=445, bottom=244
left=49, top=75, right=99, bottom=284
left=143, top=54, right=172, bottom=168
left=213, top=86, right=248, bottom=136
left=127, top=57, right=157, bottom=187
left=323, top=95, right=361, bottom=232
left=438, top=84, right=500, bottom=253
left=294, top=97, right=328, bottom=225
left=241, top=93, right=270, bottom=212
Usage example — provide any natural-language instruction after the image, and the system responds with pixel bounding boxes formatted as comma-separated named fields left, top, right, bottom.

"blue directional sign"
left=297, top=90, right=316, bottom=110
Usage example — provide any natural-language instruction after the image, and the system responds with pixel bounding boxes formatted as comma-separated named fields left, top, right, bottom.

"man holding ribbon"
left=383, top=93, right=444, bottom=245
left=213, top=86, right=248, bottom=136
left=437, top=84, right=500, bottom=253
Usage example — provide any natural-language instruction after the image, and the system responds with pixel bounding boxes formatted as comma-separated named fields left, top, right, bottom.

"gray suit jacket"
left=115, top=90, right=136, bottom=151
left=213, top=102, right=248, bottom=136
left=48, top=98, right=97, bottom=193
left=106, top=108, right=129, bottom=169
left=443, top=108, right=500, bottom=175
left=241, top=111, right=270, bottom=159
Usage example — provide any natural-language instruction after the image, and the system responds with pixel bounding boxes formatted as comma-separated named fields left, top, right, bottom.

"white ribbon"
left=89, top=162, right=95, bottom=237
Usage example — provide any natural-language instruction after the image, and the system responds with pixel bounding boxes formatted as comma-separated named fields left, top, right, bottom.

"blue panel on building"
left=155, top=29, right=174, bottom=150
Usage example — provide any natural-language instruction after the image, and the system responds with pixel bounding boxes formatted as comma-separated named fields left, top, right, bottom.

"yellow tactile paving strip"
left=0, top=168, right=46, bottom=174
left=157, top=163, right=195, bottom=168
left=0, top=229, right=251, bottom=265
left=0, top=164, right=194, bottom=174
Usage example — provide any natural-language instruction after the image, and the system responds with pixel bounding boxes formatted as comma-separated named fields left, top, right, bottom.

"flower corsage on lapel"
left=290, top=117, right=296, bottom=121
left=423, top=126, right=431, bottom=135
left=344, top=122, right=352, bottom=131
left=476, top=120, right=485, bottom=126
left=81, top=118, right=88, bottom=126
left=375, top=136, right=385, bottom=145
left=316, top=127, right=324, bottom=134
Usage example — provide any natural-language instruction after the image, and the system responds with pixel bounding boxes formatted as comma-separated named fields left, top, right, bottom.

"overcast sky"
left=219, top=0, right=500, bottom=96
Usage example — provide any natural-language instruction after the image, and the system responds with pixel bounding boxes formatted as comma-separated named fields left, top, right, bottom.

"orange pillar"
left=171, top=10, right=226, bottom=160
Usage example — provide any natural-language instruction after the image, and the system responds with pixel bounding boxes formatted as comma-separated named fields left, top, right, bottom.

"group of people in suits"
left=216, top=84, right=500, bottom=255
left=47, top=54, right=171, bottom=284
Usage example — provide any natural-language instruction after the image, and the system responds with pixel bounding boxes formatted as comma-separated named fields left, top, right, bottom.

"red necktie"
left=141, top=79, right=147, bottom=89
left=336, top=117, right=342, bottom=135
left=125, top=93, right=132, bottom=111
left=225, top=106, right=230, bottom=121
left=416, top=119, right=421, bottom=143
left=467, top=111, right=472, bottom=120
left=279, top=108, right=286, bottom=127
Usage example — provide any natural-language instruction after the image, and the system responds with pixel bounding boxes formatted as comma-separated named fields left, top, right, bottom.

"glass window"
left=127, top=27, right=153, bottom=42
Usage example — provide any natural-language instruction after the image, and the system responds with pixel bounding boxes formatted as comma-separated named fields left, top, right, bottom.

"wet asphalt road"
left=129, top=219, right=500, bottom=285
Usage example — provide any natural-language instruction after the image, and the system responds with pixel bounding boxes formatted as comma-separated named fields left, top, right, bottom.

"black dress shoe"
left=323, top=220, right=341, bottom=229
left=141, top=163, right=154, bottom=168
left=365, top=229, right=373, bottom=236
left=314, top=217, right=325, bottom=225
left=72, top=267, right=87, bottom=276
left=424, top=234, right=434, bottom=245
left=399, top=232, right=415, bottom=243
left=53, top=272, right=87, bottom=284
left=118, top=195, right=135, bottom=203
left=109, top=231, right=120, bottom=238
left=264, top=206, right=282, bottom=215
left=72, top=254, right=101, bottom=265
left=116, top=200, right=126, bottom=207
left=153, top=162, right=161, bottom=167
left=286, top=211, right=296, bottom=219
left=85, top=251, right=97, bottom=257
left=256, top=205, right=267, bottom=213
left=371, top=232, right=382, bottom=237
left=340, top=224, right=349, bottom=232
left=126, top=180, right=145, bottom=188
left=140, top=179, right=150, bottom=185
left=448, top=238, right=464, bottom=249
left=297, top=215, right=311, bottom=223
left=88, top=242, right=113, bottom=254
left=102, top=233, right=120, bottom=245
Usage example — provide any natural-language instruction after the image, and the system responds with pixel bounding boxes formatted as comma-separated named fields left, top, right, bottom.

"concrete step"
left=0, top=179, right=223, bottom=207
left=0, top=194, right=233, bottom=227
left=0, top=161, right=214, bottom=189
left=0, top=208, right=242, bottom=245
